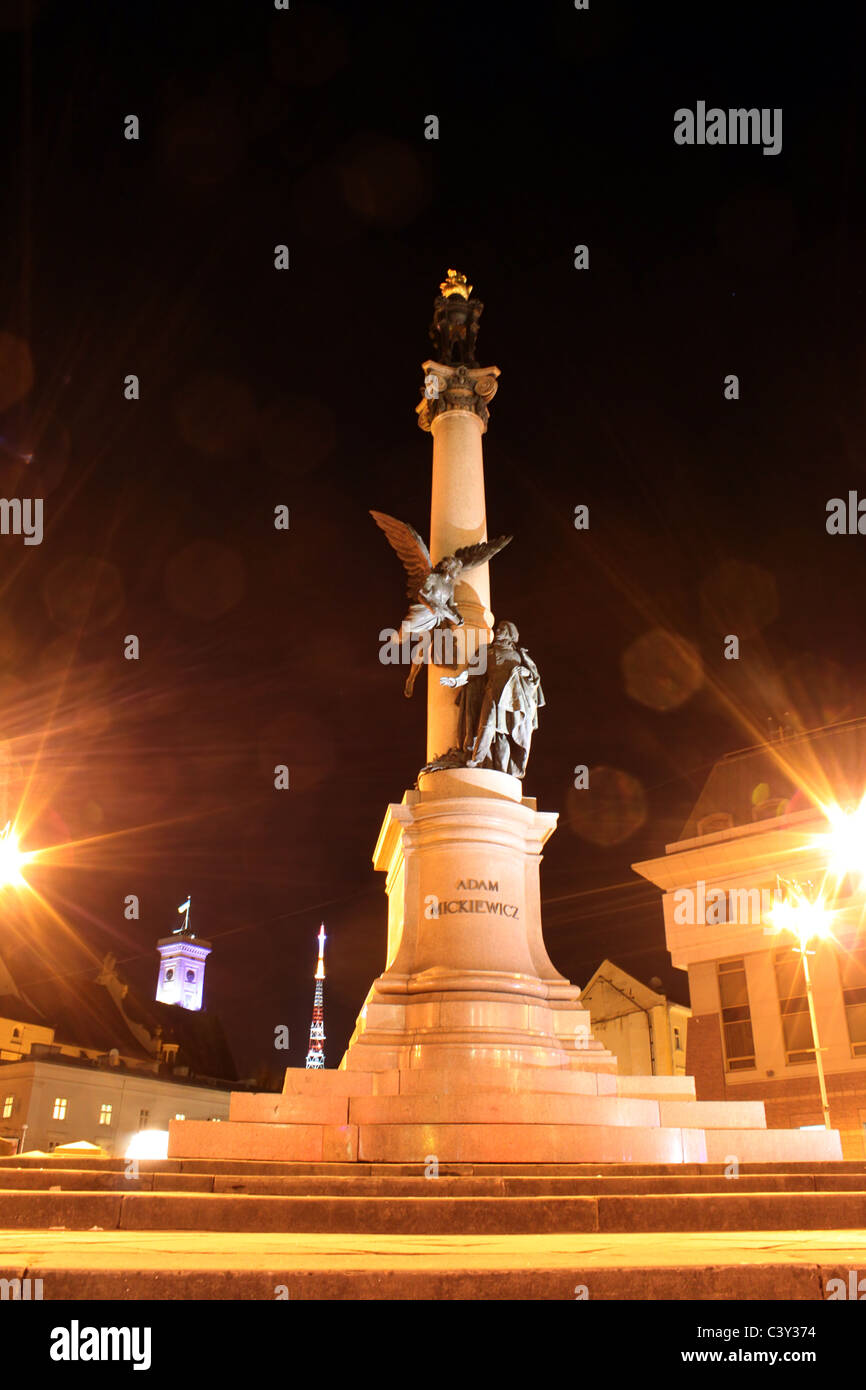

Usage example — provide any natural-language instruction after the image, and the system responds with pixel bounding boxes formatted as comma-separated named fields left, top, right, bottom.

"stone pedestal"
left=340, top=770, right=599, bottom=1073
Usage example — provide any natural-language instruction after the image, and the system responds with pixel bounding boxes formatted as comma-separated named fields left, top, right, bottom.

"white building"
left=0, top=1057, right=229, bottom=1157
left=581, top=960, right=690, bottom=1076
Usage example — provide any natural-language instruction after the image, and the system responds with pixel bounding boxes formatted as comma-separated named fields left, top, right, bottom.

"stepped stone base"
left=168, top=1063, right=844, bottom=1165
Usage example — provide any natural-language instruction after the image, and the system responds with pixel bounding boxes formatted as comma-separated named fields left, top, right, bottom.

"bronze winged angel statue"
left=370, top=510, right=512, bottom=697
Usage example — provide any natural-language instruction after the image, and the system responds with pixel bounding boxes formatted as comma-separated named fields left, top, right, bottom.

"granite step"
left=0, top=1187, right=864, bottom=1233
left=275, top=1067, right=698, bottom=1102
left=3, top=1167, right=866, bottom=1195
left=228, top=1089, right=765, bottom=1130
left=3, top=1155, right=865, bottom=1176
left=344, top=1093, right=767, bottom=1129
left=1, top=1227, right=861, bottom=1300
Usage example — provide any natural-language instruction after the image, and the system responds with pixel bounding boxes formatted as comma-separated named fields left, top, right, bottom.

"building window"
left=839, top=947, right=866, bottom=1057
left=774, top=947, right=816, bottom=1064
left=11, top=1028, right=19, bottom=1039
left=696, top=812, right=734, bottom=836
left=673, top=1027, right=682, bottom=1051
left=2, top=1095, right=12, bottom=1118
left=138, top=1108, right=149, bottom=1129
left=174, top=1113, right=185, bottom=1120
left=99, top=1103, right=112, bottom=1126
left=751, top=797, right=790, bottom=822
left=717, top=958, right=756, bottom=1070
left=52, top=1097, right=67, bottom=1121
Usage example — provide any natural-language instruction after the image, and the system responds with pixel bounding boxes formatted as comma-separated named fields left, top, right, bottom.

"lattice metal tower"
left=304, top=923, right=326, bottom=1069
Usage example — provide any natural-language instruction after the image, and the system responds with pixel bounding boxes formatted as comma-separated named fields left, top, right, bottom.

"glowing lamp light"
left=124, top=1130, right=169, bottom=1161
left=766, top=881, right=834, bottom=946
left=0, top=821, right=33, bottom=888
left=814, top=796, right=866, bottom=884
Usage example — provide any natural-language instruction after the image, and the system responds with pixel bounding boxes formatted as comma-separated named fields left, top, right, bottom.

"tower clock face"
left=186, top=970, right=195, bottom=982
left=165, top=968, right=174, bottom=981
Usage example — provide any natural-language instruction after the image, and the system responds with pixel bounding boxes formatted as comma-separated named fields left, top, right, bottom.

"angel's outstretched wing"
left=453, top=534, right=512, bottom=571
left=370, top=511, right=432, bottom=600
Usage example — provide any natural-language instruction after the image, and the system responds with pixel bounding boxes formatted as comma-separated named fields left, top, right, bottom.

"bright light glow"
left=0, top=821, right=33, bottom=888
left=125, top=1130, right=169, bottom=1160
left=766, top=881, right=835, bottom=945
left=315, top=922, right=326, bottom=980
left=813, top=795, right=866, bottom=884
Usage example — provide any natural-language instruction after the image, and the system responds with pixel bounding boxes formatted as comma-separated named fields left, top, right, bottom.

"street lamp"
left=766, top=877, right=834, bottom=1130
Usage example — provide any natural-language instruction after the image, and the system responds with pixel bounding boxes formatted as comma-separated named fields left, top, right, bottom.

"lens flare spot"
left=257, top=395, right=336, bottom=478
left=43, top=558, right=124, bottom=634
left=165, top=540, right=245, bottom=621
left=0, top=331, right=34, bottom=411
left=339, top=136, right=427, bottom=228
left=621, top=628, right=703, bottom=712
left=565, top=766, right=648, bottom=847
left=175, top=373, right=258, bottom=458
left=751, top=782, right=771, bottom=807
left=700, top=559, right=779, bottom=638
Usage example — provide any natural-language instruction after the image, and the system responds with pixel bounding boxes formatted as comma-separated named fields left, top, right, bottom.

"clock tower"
left=155, top=897, right=211, bottom=1011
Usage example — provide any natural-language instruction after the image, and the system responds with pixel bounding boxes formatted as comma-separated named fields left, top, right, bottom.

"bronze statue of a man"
left=440, top=620, right=544, bottom=778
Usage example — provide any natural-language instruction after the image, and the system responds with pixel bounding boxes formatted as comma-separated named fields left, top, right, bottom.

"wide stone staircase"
left=0, top=1153, right=864, bottom=1299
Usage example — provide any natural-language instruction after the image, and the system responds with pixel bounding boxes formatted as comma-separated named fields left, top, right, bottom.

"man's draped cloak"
left=455, top=644, right=544, bottom=777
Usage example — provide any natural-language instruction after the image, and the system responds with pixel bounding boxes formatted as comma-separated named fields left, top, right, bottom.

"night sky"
left=0, top=1, right=864, bottom=1079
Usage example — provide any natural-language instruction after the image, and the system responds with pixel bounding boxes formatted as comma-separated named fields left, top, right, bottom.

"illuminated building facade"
left=634, top=716, right=866, bottom=1156
left=0, top=1058, right=230, bottom=1157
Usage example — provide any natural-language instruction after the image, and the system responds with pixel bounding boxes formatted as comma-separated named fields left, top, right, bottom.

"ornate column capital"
left=416, top=360, right=500, bottom=432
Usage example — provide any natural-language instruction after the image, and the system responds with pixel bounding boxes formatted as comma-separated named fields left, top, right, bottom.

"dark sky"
left=0, top=0, right=864, bottom=1078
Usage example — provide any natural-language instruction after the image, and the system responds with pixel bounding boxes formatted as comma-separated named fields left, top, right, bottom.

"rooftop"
left=678, top=716, right=866, bottom=842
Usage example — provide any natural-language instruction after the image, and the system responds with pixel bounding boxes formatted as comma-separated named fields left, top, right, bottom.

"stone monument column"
left=340, top=271, right=590, bottom=1074
left=416, top=271, right=500, bottom=764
